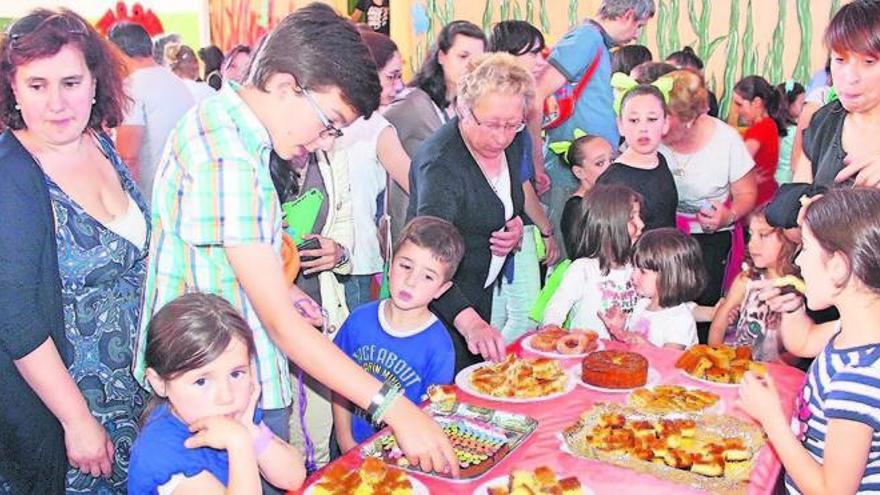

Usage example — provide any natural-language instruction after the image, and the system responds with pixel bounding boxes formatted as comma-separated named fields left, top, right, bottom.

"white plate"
left=304, top=472, right=429, bottom=495
left=471, top=474, right=594, bottom=495
left=575, top=367, right=661, bottom=393
left=626, top=386, right=726, bottom=415
left=522, top=333, right=605, bottom=358
left=679, top=369, right=742, bottom=388
left=455, top=362, right=577, bottom=403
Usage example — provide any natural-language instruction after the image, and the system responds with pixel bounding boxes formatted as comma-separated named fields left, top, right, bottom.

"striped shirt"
left=133, top=83, right=291, bottom=409
left=786, top=327, right=880, bottom=493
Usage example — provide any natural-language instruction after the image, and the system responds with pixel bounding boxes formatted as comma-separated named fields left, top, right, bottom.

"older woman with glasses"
left=408, top=53, right=532, bottom=371
left=0, top=8, right=145, bottom=494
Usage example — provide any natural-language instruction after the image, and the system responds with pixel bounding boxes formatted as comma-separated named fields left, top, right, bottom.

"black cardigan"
left=407, top=118, right=526, bottom=328
left=0, top=130, right=68, bottom=493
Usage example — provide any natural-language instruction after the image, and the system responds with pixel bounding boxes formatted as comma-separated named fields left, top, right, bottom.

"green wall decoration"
left=793, top=0, right=813, bottom=85
left=719, top=0, right=741, bottom=120
left=400, top=0, right=837, bottom=120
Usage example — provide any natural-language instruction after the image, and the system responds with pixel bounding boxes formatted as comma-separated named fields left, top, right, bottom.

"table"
left=293, top=338, right=806, bottom=494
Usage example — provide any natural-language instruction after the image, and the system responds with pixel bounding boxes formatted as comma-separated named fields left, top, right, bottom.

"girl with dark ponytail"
left=733, top=75, right=786, bottom=205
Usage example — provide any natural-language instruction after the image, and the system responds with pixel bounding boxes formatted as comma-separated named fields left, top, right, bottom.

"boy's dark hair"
left=665, top=46, right=703, bottom=70
left=143, top=292, right=256, bottom=422
left=488, top=20, right=545, bottom=56
left=804, top=187, right=880, bottom=293
left=394, top=216, right=465, bottom=281
left=574, top=184, right=642, bottom=274
left=620, top=83, right=669, bottom=116
left=411, top=20, right=486, bottom=109
left=632, top=228, right=707, bottom=307
left=734, top=75, right=788, bottom=137
left=248, top=4, right=381, bottom=119
left=612, top=44, right=653, bottom=75
left=108, top=22, right=153, bottom=58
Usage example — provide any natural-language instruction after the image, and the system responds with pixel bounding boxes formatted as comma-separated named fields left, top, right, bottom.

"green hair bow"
left=548, top=128, right=588, bottom=159
left=611, top=72, right=674, bottom=115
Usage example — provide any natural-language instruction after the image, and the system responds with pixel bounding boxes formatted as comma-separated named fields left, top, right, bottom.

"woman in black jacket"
left=408, top=53, right=533, bottom=371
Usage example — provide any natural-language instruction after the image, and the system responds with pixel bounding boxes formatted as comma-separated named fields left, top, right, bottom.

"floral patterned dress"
left=44, top=133, right=149, bottom=494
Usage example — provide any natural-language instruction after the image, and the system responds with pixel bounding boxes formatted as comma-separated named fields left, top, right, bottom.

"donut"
left=556, top=333, right=589, bottom=354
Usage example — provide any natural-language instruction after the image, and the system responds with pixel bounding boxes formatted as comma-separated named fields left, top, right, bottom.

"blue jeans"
left=342, top=274, right=376, bottom=311
left=261, top=407, right=292, bottom=494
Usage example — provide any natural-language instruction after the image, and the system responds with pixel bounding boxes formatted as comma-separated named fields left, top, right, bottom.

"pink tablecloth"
left=292, top=339, right=806, bottom=494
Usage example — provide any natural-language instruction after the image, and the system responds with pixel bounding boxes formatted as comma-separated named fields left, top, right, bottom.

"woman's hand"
left=489, top=216, right=524, bottom=257
left=383, top=398, right=459, bottom=477
left=454, top=308, right=506, bottom=362
left=836, top=153, right=880, bottom=188
left=696, top=200, right=732, bottom=233
left=300, top=234, right=345, bottom=275
left=63, top=413, right=114, bottom=478
left=737, top=371, right=785, bottom=428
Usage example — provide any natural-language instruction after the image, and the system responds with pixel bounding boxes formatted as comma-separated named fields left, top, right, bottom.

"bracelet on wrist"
left=372, top=386, right=404, bottom=426
left=540, top=230, right=553, bottom=238
left=252, top=421, right=274, bottom=456
left=366, top=381, right=397, bottom=422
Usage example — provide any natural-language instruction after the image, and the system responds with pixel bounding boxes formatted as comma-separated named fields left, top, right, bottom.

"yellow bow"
left=548, top=128, right=588, bottom=159
left=611, top=72, right=673, bottom=115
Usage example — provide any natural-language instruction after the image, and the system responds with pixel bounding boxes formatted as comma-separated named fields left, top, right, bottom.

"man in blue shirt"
left=332, top=217, right=465, bottom=450
left=534, top=0, right=656, bottom=258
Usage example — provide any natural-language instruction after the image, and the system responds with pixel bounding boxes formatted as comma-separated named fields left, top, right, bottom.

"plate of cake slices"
left=521, top=326, right=604, bottom=359
left=472, top=466, right=591, bottom=495
left=304, top=457, right=429, bottom=495
left=627, top=385, right=724, bottom=415
left=675, top=344, right=767, bottom=387
left=575, top=350, right=661, bottom=393
left=455, top=354, right=576, bottom=403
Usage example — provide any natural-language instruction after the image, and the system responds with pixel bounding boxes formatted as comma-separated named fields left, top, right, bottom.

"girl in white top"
left=601, top=228, right=707, bottom=350
left=543, top=184, right=644, bottom=338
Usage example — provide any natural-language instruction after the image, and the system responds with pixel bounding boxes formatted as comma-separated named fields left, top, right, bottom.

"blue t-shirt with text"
left=334, top=300, right=455, bottom=443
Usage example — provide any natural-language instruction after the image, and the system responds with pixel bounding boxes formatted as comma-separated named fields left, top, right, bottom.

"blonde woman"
left=408, top=53, right=534, bottom=370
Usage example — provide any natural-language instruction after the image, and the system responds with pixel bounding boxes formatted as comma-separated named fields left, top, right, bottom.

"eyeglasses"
left=302, top=87, right=343, bottom=140
left=469, top=108, right=526, bottom=133
left=8, top=13, right=88, bottom=49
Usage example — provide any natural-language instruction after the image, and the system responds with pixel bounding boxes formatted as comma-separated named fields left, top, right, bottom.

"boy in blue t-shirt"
left=332, top=216, right=465, bottom=451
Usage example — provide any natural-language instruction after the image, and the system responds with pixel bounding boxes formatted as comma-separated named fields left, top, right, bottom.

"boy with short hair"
left=332, top=216, right=465, bottom=452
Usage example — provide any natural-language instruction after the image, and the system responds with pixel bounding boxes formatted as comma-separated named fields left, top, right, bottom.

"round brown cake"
left=581, top=350, right=648, bottom=389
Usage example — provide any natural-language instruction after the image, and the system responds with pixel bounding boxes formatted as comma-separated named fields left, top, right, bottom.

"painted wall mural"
left=392, top=0, right=842, bottom=120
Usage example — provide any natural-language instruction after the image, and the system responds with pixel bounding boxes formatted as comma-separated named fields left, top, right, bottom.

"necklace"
left=670, top=149, right=696, bottom=178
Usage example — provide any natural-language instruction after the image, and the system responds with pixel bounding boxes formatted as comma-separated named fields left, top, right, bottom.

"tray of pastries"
left=473, top=466, right=589, bottom=495
left=562, top=403, right=766, bottom=495
left=305, top=457, right=429, bottom=494
left=628, top=385, right=722, bottom=415
left=522, top=326, right=603, bottom=358
left=455, top=354, right=575, bottom=402
left=675, top=345, right=766, bottom=386
left=361, top=402, right=537, bottom=481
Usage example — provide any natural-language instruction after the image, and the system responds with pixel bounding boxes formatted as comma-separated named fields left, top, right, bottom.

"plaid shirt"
left=133, top=83, right=291, bottom=409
